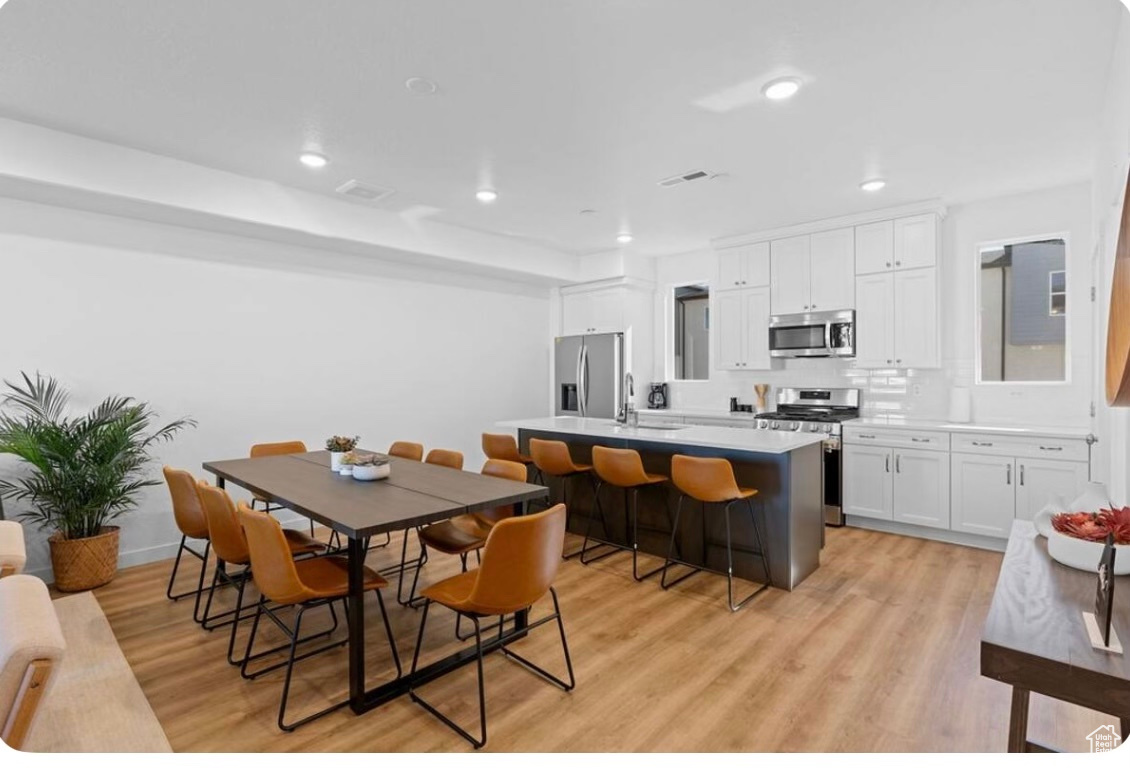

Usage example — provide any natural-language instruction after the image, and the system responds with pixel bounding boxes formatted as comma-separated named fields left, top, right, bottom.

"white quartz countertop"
left=637, top=408, right=759, bottom=421
left=498, top=416, right=825, bottom=455
left=846, top=416, right=1094, bottom=440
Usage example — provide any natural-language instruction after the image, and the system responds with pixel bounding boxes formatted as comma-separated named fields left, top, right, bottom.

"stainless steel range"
left=754, top=388, right=860, bottom=526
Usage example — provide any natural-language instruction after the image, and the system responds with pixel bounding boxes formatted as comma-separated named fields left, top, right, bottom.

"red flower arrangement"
left=1051, top=506, right=1130, bottom=545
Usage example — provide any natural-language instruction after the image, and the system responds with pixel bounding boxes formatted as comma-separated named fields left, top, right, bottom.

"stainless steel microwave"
left=768, top=309, right=855, bottom=358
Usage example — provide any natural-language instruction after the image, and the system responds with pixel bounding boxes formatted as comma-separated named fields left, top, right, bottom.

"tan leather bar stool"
left=586, top=446, right=675, bottom=580
left=388, top=441, right=425, bottom=461
left=663, top=455, right=772, bottom=612
left=407, top=503, right=575, bottom=749
left=162, top=466, right=212, bottom=622
left=528, top=438, right=597, bottom=559
left=482, top=432, right=540, bottom=483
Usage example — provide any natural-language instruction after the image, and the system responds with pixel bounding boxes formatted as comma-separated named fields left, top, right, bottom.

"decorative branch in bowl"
left=346, top=451, right=390, bottom=481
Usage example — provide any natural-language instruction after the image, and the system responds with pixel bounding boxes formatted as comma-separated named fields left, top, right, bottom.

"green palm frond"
left=0, top=373, right=195, bottom=540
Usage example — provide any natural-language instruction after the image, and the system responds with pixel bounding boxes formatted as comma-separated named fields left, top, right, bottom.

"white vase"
left=1033, top=494, right=1068, bottom=538
left=1068, top=481, right=1112, bottom=513
left=330, top=452, right=345, bottom=472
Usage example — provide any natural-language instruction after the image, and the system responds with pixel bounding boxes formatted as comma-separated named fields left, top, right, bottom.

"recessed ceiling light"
left=299, top=151, right=328, bottom=169
left=405, top=77, right=439, bottom=96
left=762, top=77, right=802, bottom=101
left=476, top=189, right=498, bottom=203
left=617, top=233, right=633, bottom=244
left=860, top=178, right=887, bottom=192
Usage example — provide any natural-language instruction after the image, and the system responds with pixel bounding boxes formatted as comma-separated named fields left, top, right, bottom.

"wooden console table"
left=981, top=520, right=1130, bottom=752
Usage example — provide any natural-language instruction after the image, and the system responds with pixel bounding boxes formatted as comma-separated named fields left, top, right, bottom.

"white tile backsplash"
left=665, top=360, right=950, bottom=417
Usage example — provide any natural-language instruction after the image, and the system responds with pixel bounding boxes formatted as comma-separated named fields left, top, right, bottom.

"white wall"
left=650, top=183, right=1095, bottom=429
left=0, top=198, right=552, bottom=577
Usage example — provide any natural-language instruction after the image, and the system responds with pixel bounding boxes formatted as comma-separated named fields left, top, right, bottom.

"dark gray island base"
left=516, top=427, right=823, bottom=591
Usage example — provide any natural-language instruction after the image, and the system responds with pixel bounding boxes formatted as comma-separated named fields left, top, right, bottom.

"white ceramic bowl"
left=352, top=463, right=390, bottom=482
left=1046, top=529, right=1130, bottom=575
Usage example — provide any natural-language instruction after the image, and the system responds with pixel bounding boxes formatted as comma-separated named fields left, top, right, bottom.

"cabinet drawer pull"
left=971, top=441, right=993, bottom=447
left=911, top=437, right=930, bottom=443
left=1038, top=445, right=1063, bottom=452
left=858, top=434, right=876, bottom=439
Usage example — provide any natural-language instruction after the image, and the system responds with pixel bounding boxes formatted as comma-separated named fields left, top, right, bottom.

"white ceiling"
left=0, top=0, right=1122, bottom=258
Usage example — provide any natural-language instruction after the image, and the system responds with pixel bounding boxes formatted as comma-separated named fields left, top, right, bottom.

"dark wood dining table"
left=981, top=520, right=1130, bottom=752
left=202, top=449, right=548, bottom=714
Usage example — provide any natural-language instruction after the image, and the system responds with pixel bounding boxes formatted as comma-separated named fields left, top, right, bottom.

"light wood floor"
left=89, top=526, right=1112, bottom=752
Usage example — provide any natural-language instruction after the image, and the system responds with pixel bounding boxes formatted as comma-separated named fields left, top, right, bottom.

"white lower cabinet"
left=844, top=444, right=894, bottom=520
left=892, top=448, right=950, bottom=529
left=950, top=453, right=1018, bottom=537
left=1014, top=458, right=1089, bottom=521
left=844, top=444, right=948, bottom=528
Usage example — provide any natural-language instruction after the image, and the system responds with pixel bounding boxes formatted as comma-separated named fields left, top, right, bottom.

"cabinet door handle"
left=1006, top=464, right=1012, bottom=485
left=887, top=359, right=893, bottom=364
left=896, top=359, right=902, bottom=364
left=886, top=262, right=891, bottom=268
left=1019, top=464, right=1025, bottom=486
left=972, top=441, right=993, bottom=447
left=896, top=261, right=902, bottom=266
left=1038, top=445, right=1063, bottom=452
left=885, top=455, right=890, bottom=472
left=895, top=454, right=901, bottom=473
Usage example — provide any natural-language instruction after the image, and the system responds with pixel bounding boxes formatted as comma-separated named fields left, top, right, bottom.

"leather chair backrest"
left=671, top=454, right=742, bottom=503
left=249, top=440, right=307, bottom=458
left=162, top=466, right=209, bottom=540
left=463, top=504, right=566, bottom=615
left=425, top=449, right=464, bottom=470
left=481, top=433, right=523, bottom=463
left=388, top=441, right=424, bottom=462
left=238, top=504, right=310, bottom=605
left=592, top=446, right=650, bottom=487
left=528, top=438, right=581, bottom=476
left=197, top=482, right=249, bottom=565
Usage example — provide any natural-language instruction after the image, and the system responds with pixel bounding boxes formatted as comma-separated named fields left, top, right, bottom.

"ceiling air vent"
left=657, top=169, right=714, bottom=188
left=335, top=179, right=396, bottom=204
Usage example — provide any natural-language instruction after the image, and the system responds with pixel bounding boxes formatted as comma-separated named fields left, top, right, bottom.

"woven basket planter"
left=48, top=526, right=120, bottom=592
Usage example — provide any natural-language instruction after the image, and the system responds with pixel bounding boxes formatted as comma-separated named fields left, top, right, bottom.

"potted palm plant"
left=0, top=373, right=194, bottom=591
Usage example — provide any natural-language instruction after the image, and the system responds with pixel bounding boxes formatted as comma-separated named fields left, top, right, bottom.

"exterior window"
left=977, top=237, right=1068, bottom=383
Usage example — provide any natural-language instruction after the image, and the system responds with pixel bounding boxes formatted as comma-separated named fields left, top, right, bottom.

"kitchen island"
left=499, top=416, right=825, bottom=590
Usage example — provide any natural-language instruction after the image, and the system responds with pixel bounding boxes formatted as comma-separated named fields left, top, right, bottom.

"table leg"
left=347, top=535, right=366, bottom=713
left=216, top=477, right=225, bottom=490
left=1007, top=687, right=1030, bottom=753
left=514, top=501, right=529, bottom=634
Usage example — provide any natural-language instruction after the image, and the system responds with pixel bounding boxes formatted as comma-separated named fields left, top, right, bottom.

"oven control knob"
left=770, top=422, right=780, bottom=430
left=808, top=423, right=819, bottom=432
left=789, top=422, right=800, bottom=431
left=823, top=424, right=833, bottom=434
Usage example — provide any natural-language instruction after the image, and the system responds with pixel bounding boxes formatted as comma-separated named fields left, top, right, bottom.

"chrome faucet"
left=617, top=372, right=636, bottom=425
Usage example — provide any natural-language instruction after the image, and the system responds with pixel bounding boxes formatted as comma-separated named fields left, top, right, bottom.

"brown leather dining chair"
left=388, top=441, right=425, bottom=461
left=399, top=459, right=526, bottom=616
left=407, top=503, right=575, bottom=749
left=395, top=447, right=467, bottom=606
left=481, top=432, right=538, bottom=482
left=424, top=448, right=464, bottom=470
left=162, top=466, right=213, bottom=623
left=239, top=507, right=402, bottom=731
left=249, top=441, right=313, bottom=531
left=196, top=482, right=323, bottom=664
left=663, top=454, right=772, bottom=612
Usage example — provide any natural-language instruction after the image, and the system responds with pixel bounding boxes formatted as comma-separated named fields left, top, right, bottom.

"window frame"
left=1048, top=269, right=1066, bottom=317
left=667, top=280, right=712, bottom=383
left=973, top=231, right=1072, bottom=387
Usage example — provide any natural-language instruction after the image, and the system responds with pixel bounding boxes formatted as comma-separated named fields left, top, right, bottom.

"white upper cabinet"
left=770, top=236, right=811, bottom=314
left=713, top=286, right=773, bottom=370
left=808, top=228, right=855, bottom=311
left=854, top=267, right=939, bottom=369
left=716, top=242, right=770, bottom=291
left=854, top=220, right=895, bottom=275
left=855, top=215, right=937, bottom=275
left=854, top=272, right=895, bottom=367
left=893, top=214, right=938, bottom=271
left=892, top=268, right=939, bottom=368
left=561, top=287, right=624, bottom=335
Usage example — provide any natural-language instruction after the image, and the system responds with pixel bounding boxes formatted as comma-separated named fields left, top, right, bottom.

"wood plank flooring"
left=88, top=526, right=1112, bottom=752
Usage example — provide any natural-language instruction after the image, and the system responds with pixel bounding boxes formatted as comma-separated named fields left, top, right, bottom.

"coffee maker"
left=647, top=382, right=669, bottom=409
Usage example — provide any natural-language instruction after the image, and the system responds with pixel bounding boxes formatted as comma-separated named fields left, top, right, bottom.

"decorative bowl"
left=1045, top=529, right=1130, bottom=575
left=352, top=463, right=390, bottom=482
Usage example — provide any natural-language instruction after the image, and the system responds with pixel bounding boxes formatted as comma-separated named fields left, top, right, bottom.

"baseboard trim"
left=845, top=516, right=1007, bottom=553
left=24, top=518, right=333, bottom=583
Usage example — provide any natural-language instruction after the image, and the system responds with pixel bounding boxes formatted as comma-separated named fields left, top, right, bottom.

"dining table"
left=202, top=449, right=549, bottom=714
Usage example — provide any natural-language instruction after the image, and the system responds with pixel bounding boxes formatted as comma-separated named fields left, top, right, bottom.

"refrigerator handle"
left=575, top=344, right=585, bottom=416
left=581, top=345, right=590, bottom=415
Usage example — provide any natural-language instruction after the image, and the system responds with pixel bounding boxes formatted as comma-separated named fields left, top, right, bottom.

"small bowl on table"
left=351, top=455, right=391, bottom=482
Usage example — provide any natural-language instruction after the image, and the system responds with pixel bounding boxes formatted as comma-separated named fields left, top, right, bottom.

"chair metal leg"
left=499, top=587, right=576, bottom=691
left=724, top=500, right=771, bottom=612
left=661, top=495, right=702, bottom=589
left=190, top=541, right=211, bottom=624
left=749, top=498, right=773, bottom=588
left=396, top=527, right=427, bottom=607
left=580, top=480, right=621, bottom=565
left=410, top=609, right=488, bottom=749
left=166, top=535, right=211, bottom=604
left=631, top=487, right=666, bottom=582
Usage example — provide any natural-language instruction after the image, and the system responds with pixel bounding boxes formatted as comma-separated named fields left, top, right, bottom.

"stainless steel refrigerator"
left=554, top=332, right=624, bottom=419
